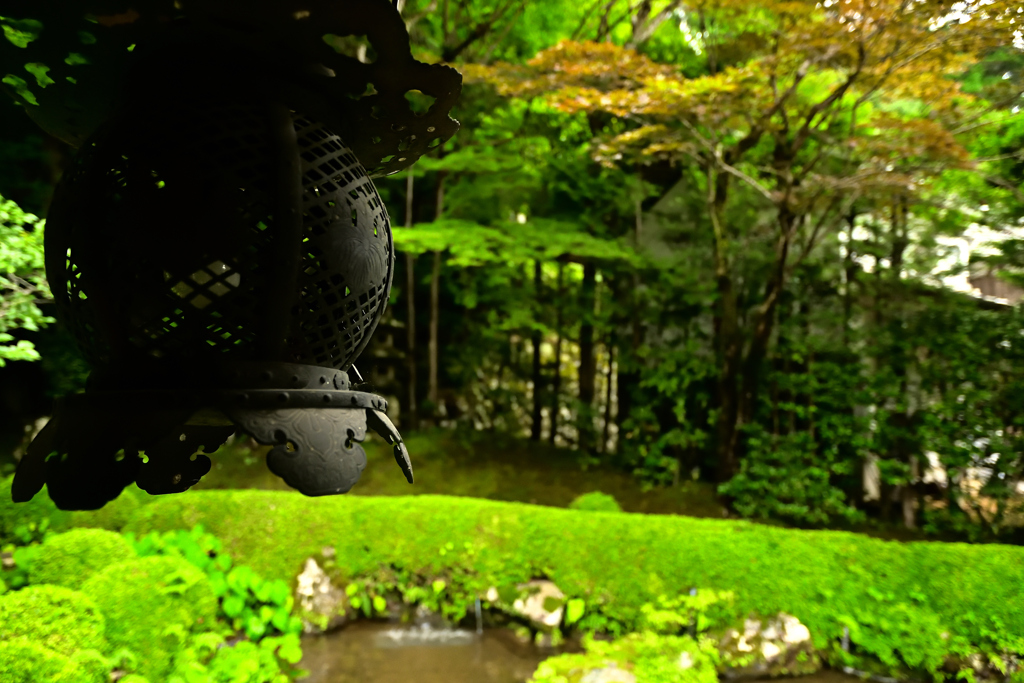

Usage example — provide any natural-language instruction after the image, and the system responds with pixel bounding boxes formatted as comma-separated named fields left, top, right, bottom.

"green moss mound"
left=532, top=633, right=718, bottom=683
left=0, top=475, right=70, bottom=544
left=81, top=555, right=217, bottom=681
left=32, top=528, right=135, bottom=590
left=569, top=491, right=623, bottom=513
left=69, top=491, right=1024, bottom=669
left=69, top=485, right=145, bottom=532
left=0, top=638, right=110, bottom=683
left=0, top=638, right=67, bottom=683
left=0, top=584, right=107, bottom=656
left=58, top=649, right=110, bottom=683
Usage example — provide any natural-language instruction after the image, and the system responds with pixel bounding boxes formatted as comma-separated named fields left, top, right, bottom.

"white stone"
left=511, top=580, right=565, bottom=629
left=761, top=641, right=782, bottom=660
left=736, top=636, right=754, bottom=653
left=678, top=651, right=694, bottom=670
left=743, top=618, right=761, bottom=639
left=781, top=614, right=811, bottom=644
left=485, top=587, right=500, bottom=603
left=295, top=558, right=345, bottom=633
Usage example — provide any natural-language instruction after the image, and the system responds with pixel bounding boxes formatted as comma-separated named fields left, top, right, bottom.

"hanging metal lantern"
left=2, top=0, right=461, bottom=510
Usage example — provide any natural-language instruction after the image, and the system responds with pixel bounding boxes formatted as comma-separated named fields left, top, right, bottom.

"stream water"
left=299, top=622, right=866, bottom=683
left=300, top=622, right=553, bottom=683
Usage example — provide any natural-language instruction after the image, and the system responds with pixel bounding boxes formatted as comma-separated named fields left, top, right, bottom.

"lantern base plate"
left=11, top=362, right=412, bottom=510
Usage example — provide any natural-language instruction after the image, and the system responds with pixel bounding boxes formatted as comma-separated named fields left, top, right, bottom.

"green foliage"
left=568, top=491, right=622, bottom=513
left=0, top=583, right=107, bottom=656
left=0, top=194, right=52, bottom=365
left=833, top=589, right=949, bottom=679
left=640, top=589, right=736, bottom=635
left=530, top=632, right=719, bottom=683
left=0, top=16, right=43, bottom=49
left=32, top=527, right=135, bottom=589
left=81, top=555, right=218, bottom=681
left=394, top=217, right=639, bottom=267
left=719, top=425, right=865, bottom=527
left=130, top=526, right=303, bottom=641
left=169, top=632, right=303, bottom=683
left=0, top=523, right=306, bottom=683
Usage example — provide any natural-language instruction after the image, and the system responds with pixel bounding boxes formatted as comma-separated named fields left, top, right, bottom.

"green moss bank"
left=68, top=490, right=1024, bottom=653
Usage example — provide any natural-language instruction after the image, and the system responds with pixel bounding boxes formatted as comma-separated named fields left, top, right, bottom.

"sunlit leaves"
left=0, top=194, right=51, bottom=366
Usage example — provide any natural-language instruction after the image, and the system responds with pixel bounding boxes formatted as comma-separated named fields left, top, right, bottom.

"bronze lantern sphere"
left=2, top=0, right=461, bottom=509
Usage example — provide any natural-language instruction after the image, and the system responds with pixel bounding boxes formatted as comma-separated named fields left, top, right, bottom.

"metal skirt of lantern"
left=1, top=0, right=461, bottom=510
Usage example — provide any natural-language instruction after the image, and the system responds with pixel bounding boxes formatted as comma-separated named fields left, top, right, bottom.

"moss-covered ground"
left=193, top=429, right=727, bottom=519
left=65, top=487, right=1024, bottom=664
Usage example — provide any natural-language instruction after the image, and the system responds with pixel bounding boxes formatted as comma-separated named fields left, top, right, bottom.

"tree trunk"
left=601, top=340, right=615, bottom=453
left=531, top=260, right=544, bottom=441
left=714, top=278, right=741, bottom=483
left=428, top=251, right=441, bottom=409
left=736, top=208, right=796, bottom=436
left=577, top=263, right=598, bottom=450
left=427, top=170, right=447, bottom=417
left=708, top=168, right=741, bottom=483
left=616, top=272, right=642, bottom=447
left=550, top=263, right=565, bottom=445
left=404, top=172, right=418, bottom=430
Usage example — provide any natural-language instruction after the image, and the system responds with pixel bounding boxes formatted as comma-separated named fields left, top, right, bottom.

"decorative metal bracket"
left=12, top=362, right=411, bottom=510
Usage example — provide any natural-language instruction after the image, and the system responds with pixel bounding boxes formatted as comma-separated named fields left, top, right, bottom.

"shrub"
left=718, top=426, right=864, bottom=527
left=531, top=632, right=719, bottom=683
left=569, top=491, right=623, bottom=513
left=0, top=638, right=108, bottom=683
left=131, top=526, right=303, bottom=641
left=82, top=555, right=217, bottom=681
left=0, top=584, right=107, bottom=656
left=169, top=632, right=304, bottom=683
left=32, top=528, right=135, bottom=590
left=0, top=475, right=69, bottom=545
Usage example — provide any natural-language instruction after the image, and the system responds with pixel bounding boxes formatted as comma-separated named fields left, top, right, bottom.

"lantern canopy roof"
left=0, top=0, right=461, bottom=174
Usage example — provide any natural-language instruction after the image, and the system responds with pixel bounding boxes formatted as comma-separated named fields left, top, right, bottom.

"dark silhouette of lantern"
left=2, top=0, right=461, bottom=510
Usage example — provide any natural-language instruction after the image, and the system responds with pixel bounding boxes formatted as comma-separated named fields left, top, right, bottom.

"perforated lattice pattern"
left=289, top=114, right=391, bottom=367
left=47, top=101, right=392, bottom=370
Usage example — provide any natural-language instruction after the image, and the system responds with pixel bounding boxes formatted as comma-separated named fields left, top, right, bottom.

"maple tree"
left=473, top=0, right=1024, bottom=479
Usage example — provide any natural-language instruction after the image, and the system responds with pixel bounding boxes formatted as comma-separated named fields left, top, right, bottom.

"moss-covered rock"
left=32, top=528, right=135, bottom=590
left=717, top=613, right=820, bottom=679
left=0, top=584, right=107, bottom=656
left=531, top=632, right=719, bottom=683
left=295, top=557, right=348, bottom=633
left=81, top=555, right=217, bottom=681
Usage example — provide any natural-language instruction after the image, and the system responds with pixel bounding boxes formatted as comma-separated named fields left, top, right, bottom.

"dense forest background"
left=3, top=0, right=1024, bottom=540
